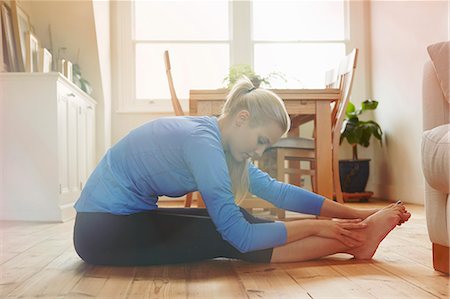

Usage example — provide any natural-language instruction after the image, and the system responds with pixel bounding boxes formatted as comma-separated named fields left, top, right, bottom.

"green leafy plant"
left=223, top=64, right=286, bottom=88
left=339, top=99, right=383, bottom=160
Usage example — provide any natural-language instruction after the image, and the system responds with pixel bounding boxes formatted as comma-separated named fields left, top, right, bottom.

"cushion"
left=427, top=41, right=450, bottom=104
left=422, top=124, right=450, bottom=192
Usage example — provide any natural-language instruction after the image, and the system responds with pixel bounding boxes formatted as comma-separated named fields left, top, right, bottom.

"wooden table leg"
left=287, top=125, right=301, bottom=186
left=315, top=101, right=333, bottom=200
left=196, top=192, right=206, bottom=208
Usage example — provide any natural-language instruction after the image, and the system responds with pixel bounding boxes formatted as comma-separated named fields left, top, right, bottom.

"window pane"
left=254, top=43, right=346, bottom=88
left=253, top=0, right=345, bottom=41
left=134, top=0, right=229, bottom=40
left=135, top=43, right=229, bottom=100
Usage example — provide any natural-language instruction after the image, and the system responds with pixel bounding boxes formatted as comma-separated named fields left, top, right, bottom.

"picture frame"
left=1, top=2, right=16, bottom=71
left=38, top=47, right=52, bottom=72
left=58, top=58, right=65, bottom=75
left=63, top=59, right=73, bottom=81
left=10, top=0, right=31, bottom=72
left=25, top=31, right=38, bottom=72
left=0, top=4, right=4, bottom=72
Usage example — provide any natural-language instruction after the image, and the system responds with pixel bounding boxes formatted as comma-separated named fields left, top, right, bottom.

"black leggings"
left=73, top=207, right=274, bottom=266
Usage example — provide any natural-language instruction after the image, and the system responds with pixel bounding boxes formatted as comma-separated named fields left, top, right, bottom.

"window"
left=252, top=0, right=347, bottom=88
left=115, top=0, right=348, bottom=113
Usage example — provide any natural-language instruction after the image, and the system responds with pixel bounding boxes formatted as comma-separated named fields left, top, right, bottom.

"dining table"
left=189, top=88, right=340, bottom=201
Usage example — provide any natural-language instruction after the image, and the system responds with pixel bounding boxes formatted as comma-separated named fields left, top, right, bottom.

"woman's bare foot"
left=347, top=204, right=411, bottom=259
left=357, top=207, right=380, bottom=220
left=375, top=201, right=410, bottom=225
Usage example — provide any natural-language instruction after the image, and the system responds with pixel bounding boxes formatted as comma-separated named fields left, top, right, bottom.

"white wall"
left=92, top=0, right=112, bottom=151
left=369, top=0, right=448, bottom=204
left=18, top=0, right=111, bottom=162
left=339, top=0, right=373, bottom=162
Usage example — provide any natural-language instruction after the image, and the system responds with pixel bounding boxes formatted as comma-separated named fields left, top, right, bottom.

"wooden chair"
left=285, top=62, right=342, bottom=194
left=260, top=48, right=359, bottom=207
left=164, top=50, right=204, bottom=208
left=164, top=50, right=185, bottom=116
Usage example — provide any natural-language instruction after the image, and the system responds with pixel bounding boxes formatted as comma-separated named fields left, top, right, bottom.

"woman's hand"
left=315, top=219, right=368, bottom=248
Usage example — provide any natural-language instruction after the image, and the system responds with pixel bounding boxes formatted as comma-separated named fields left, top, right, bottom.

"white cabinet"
left=0, top=73, right=96, bottom=222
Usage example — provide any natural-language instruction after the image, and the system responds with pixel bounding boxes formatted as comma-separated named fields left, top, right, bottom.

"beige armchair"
left=421, top=41, right=450, bottom=274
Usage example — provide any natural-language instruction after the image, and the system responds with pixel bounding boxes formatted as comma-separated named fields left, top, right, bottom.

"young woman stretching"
left=73, top=78, right=411, bottom=266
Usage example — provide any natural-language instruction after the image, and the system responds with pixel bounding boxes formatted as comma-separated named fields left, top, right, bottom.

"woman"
left=73, top=78, right=410, bottom=266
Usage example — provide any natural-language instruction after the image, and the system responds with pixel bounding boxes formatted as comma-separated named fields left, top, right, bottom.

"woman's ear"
left=235, top=110, right=250, bottom=127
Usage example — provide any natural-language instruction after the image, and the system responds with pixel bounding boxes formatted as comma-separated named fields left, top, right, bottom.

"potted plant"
left=223, top=64, right=286, bottom=88
left=339, top=99, right=383, bottom=193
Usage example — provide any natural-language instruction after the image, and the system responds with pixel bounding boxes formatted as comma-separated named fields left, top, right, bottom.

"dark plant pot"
left=339, top=159, right=370, bottom=193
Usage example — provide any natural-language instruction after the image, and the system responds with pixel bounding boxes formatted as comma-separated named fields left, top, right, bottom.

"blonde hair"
left=221, top=77, right=291, bottom=204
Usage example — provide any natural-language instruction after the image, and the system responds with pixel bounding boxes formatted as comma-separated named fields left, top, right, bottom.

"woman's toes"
left=402, top=212, right=411, bottom=222
left=387, top=203, right=397, bottom=209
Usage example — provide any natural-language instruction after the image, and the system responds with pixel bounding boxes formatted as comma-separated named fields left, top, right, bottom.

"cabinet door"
left=86, top=104, right=96, bottom=176
left=67, top=95, right=80, bottom=194
left=77, top=101, right=88, bottom=190
left=77, top=99, right=96, bottom=190
left=57, top=95, right=70, bottom=200
left=58, top=81, right=96, bottom=204
left=58, top=90, right=81, bottom=204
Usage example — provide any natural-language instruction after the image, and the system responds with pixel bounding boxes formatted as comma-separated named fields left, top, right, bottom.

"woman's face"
left=226, top=111, right=285, bottom=162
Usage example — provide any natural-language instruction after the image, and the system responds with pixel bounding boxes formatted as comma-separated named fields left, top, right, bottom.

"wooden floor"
left=0, top=200, right=448, bottom=298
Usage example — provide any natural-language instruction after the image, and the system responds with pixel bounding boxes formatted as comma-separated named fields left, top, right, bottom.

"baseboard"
left=433, top=243, right=450, bottom=274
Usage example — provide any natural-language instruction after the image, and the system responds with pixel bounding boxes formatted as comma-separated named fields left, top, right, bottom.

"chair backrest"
left=324, top=67, right=340, bottom=89
left=325, top=66, right=341, bottom=124
left=332, top=48, right=358, bottom=143
left=164, top=50, right=185, bottom=116
left=330, top=48, right=358, bottom=202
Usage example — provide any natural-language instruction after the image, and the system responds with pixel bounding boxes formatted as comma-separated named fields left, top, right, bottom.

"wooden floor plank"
left=0, top=266, right=41, bottom=297
left=281, top=259, right=378, bottom=299
left=370, top=252, right=449, bottom=298
left=1, top=238, right=70, bottom=269
left=69, top=265, right=112, bottom=297
left=0, top=251, right=19, bottom=265
left=232, top=261, right=312, bottom=298
left=127, top=264, right=187, bottom=299
left=95, top=267, right=136, bottom=298
left=5, top=268, right=85, bottom=298
left=186, top=260, right=247, bottom=298
left=330, top=262, right=441, bottom=299
left=2, top=244, right=89, bottom=298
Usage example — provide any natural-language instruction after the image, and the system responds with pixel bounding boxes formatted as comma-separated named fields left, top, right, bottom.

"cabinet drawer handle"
left=67, top=93, right=76, bottom=97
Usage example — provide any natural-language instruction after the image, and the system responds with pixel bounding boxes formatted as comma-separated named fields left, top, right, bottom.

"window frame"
left=114, top=0, right=350, bottom=114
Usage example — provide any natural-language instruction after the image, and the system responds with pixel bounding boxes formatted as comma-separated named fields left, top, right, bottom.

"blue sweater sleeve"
left=248, top=162, right=325, bottom=215
left=183, top=130, right=287, bottom=253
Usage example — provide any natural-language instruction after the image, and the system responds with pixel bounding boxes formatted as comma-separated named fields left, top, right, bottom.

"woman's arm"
left=283, top=218, right=367, bottom=247
left=248, top=163, right=325, bottom=215
left=319, top=199, right=379, bottom=220
left=248, top=163, right=379, bottom=220
left=183, top=133, right=288, bottom=253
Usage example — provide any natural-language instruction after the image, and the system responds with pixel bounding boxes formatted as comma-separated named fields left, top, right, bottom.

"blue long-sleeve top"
left=74, top=116, right=325, bottom=253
